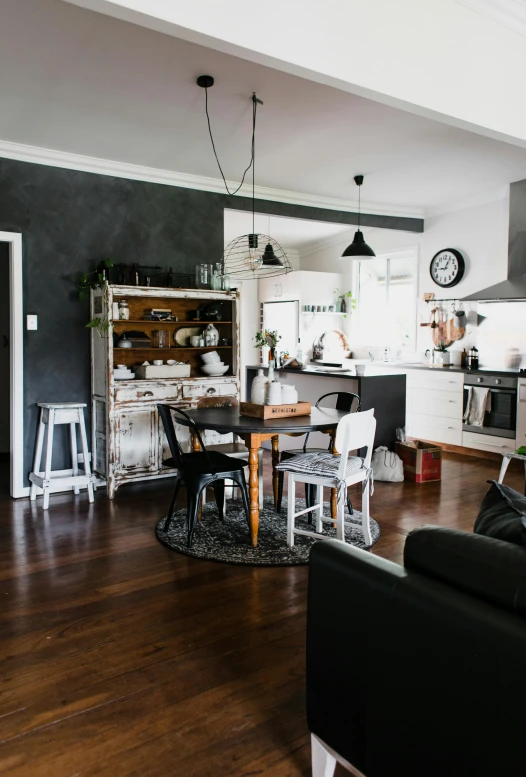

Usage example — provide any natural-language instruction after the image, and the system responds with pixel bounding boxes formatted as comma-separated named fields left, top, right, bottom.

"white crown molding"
left=0, top=138, right=425, bottom=220
left=456, top=0, right=526, bottom=36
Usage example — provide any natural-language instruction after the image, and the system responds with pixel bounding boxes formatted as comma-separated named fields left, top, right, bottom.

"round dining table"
left=175, top=405, right=348, bottom=547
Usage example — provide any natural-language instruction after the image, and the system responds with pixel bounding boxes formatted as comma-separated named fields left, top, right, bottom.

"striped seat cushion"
left=275, top=451, right=365, bottom=481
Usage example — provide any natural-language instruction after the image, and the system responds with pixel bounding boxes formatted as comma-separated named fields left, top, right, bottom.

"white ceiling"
left=224, top=210, right=357, bottom=251
left=1, top=0, right=526, bottom=215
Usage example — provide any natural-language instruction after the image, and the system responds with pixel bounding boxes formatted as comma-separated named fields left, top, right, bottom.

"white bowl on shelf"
left=201, top=363, right=229, bottom=376
left=201, top=351, right=221, bottom=364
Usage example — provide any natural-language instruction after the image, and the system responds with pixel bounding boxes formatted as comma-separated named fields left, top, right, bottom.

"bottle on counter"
left=460, top=348, right=467, bottom=369
left=296, top=338, right=304, bottom=366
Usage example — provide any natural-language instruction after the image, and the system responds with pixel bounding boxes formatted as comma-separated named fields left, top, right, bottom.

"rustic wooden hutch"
left=91, top=284, right=240, bottom=497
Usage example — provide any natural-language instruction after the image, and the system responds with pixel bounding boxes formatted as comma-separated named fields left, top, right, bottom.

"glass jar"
left=222, top=274, right=231, bottom=291
left=118, top=300, right=130, bottom=320
left=151, top=329, right=169, bottom=348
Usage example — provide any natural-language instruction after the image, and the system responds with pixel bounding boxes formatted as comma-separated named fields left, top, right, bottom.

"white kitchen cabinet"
left=463, top=430, right=516, bottom=455
left=91, top=285, right=240, bottom=497
left=258, top=274, right=295, bottom=302
left=405, top=369, right=464, bottom=446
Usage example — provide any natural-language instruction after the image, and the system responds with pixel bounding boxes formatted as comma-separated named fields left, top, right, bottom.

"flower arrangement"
left=254, top=329, right=281, bottom=360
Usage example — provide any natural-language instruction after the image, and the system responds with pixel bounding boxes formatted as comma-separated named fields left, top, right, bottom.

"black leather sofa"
left=307, top=526, right=526, bottom=777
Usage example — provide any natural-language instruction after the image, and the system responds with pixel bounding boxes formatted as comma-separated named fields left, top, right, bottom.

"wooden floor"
left=0, top=451, right=522, bottom=776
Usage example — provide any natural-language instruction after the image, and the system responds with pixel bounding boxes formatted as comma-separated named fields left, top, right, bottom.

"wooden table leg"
left=191, top=433, right=203, bottom=521
left=271, top=435, right=280, bottom=509
left=241, top=433, right=261, bottom=548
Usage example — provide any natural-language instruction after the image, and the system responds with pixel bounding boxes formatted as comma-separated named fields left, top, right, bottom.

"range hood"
left=464, top=179, right=526, bottom=302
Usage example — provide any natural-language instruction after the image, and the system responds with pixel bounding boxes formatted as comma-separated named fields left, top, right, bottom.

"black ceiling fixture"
left=197, top=75, right=291, bottom=280
left=341, top=175, right=376, bottom=259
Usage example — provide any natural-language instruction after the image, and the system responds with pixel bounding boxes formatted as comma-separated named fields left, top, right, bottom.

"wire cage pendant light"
left=341, top=175, right=376, bottom=259
left=198, top=76, right=292, bottom=281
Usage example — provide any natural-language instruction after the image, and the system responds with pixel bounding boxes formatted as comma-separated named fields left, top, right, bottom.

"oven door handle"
left=464, top=387, right=516, bottom=394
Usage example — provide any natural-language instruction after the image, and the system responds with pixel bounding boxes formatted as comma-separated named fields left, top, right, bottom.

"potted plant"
left=77, top=258, right=114, bottom=337
left=255, top=329, right=281, bottom=381
left=334, top=289, right=357, bottom=316
left=434, top=340, right=450, bottom=366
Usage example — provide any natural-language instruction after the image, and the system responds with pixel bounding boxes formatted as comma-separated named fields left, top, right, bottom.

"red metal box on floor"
left=395, top=441, right=442, bottom=483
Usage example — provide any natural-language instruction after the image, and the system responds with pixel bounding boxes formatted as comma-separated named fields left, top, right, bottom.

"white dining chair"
left=277, top=409, right=376, bottom=547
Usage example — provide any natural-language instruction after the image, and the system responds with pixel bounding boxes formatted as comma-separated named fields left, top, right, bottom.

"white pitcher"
left=266, top=381, right=283, bottom=405
left=281, top=384, right=298, bottom=404
left=251, top=369, right=268, bottom=405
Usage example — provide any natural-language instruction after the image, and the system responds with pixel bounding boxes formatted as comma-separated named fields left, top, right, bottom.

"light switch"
left=27, top=314, right=38, bottom=331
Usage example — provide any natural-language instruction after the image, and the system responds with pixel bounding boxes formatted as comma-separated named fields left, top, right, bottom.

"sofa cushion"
left=473, top=480, right=526, bottom=545
left=404, top=524, right=526, bottom=618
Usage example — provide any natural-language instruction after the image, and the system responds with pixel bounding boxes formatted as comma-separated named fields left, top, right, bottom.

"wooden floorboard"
left=0, top=451, right=522, bottom=776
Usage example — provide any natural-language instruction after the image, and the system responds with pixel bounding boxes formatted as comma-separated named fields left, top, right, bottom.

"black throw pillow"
left=474, top=480, right=526, bottom=546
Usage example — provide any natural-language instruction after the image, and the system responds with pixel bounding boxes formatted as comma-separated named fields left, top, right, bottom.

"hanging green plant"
left=77, top=258, right=114, bottom=336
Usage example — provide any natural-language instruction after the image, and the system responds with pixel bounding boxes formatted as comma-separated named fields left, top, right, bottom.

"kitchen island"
left=246, top=365, right=406, bottom=450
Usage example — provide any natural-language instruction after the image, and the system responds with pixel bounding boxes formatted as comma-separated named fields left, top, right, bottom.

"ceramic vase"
left=267, top=359, right=275, bottom=382
left=267, top=380, right=282, bottom=405
left=251, top=369, right=268, bottom=405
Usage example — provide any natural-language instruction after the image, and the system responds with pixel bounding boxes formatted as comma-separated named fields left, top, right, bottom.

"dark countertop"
left=246, top=365, right=405, bottom=380
left=376, top=363, right=525, bottom=378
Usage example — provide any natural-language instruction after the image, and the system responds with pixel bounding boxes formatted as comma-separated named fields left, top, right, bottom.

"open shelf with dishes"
left=90, top=284, right=240, bottom=497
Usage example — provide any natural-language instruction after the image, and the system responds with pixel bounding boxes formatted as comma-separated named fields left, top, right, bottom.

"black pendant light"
left=342, top=175, right=376, bottom=259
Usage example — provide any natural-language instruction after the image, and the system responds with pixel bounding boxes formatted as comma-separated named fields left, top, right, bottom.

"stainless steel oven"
left=463, top=373, right=517, bottom=438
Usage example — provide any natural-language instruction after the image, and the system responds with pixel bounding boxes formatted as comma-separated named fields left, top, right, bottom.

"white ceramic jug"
left=266, top=381, right=283, bottom=405
left=281, top=384, right=298, bottom=404
left=251, top=369, right=268, bottom=405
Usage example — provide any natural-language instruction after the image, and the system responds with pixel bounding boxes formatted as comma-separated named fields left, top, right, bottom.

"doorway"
left=0, top=232, right=24, bottom=498
left=0, top=243, right=9, bottom=493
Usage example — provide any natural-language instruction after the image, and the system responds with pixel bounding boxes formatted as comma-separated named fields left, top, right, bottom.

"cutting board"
left=431, top=317, right=465, bottom=347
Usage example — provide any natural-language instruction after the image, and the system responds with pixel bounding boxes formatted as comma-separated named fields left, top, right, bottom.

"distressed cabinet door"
left=114, top=406, right=157, bottom=475
left=158, top=413, right=190, bottom=468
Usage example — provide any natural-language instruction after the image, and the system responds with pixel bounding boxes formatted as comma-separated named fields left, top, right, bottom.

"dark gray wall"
left=0, top=157, right=422, bottom=486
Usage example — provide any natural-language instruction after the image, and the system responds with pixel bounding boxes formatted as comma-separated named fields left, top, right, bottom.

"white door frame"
left=0, top=232, right=24, bottom=498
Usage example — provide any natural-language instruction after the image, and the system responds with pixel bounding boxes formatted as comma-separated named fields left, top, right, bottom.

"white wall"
left=300, top=196, right=511, bottom=361
left=67, top=0, right=526, bottom=146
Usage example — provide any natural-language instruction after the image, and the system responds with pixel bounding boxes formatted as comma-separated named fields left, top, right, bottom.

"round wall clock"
left=429, top=248, right=465, bottom=288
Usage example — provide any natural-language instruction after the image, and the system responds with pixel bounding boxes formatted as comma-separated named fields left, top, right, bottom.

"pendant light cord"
left=203, top=87, right=258, bottom=197
left=358, top=183, right=361, bottom=229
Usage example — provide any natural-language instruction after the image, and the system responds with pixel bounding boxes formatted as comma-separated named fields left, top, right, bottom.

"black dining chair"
left=276, top=391, right=361, bottom=518
left=158, top=404, right=251, bottom=547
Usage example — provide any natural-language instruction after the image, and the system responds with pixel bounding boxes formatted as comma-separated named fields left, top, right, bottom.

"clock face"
left=430, top=249, right=465, bottom=288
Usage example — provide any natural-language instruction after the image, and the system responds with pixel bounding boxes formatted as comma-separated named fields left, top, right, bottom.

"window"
left=353, top=248, right=418, bottom=351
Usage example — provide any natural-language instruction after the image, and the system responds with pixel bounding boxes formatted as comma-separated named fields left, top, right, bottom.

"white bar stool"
left=498, top=452, right=526, bottom=493
left=29, top=403, right=95, bottom=509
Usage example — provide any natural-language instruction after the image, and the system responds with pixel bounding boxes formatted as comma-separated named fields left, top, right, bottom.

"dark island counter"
left=246, top=365, right=406, bottom=450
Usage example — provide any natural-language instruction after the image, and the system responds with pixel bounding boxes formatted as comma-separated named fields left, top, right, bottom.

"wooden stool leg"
left=30, top=409, right=46, bottom=501
left=42, top=409, right=55, bottom=510
left=78, top=409, right=94, bottom=503
left=70, top=423, right=79, bottom=495
left=498, top=455, right=511, bottom=484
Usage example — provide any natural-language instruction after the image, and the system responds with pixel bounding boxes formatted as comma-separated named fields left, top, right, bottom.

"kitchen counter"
left=246, top=364, right=405, bottom=379
left=246, top=365, right=406, bottom=450
left=374, top=363, right=524, bottom=378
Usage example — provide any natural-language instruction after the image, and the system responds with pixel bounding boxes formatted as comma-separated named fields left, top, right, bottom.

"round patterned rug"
left=155, top=496, right=380, bottom=566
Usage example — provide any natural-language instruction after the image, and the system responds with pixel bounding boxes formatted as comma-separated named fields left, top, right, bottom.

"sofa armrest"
left=307, top=540, right=526, bottom=777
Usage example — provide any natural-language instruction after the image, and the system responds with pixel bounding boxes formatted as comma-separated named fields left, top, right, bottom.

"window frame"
left=351, top=245, right=419, bottom=350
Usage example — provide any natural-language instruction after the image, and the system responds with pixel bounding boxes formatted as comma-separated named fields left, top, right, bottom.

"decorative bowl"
left=201, top=364, right=229, bottom=376
left=201, top=351, right=221, bottom=364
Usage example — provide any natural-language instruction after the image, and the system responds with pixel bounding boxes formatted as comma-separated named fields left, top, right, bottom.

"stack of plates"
left=114, top=366, right=135, bottom=380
